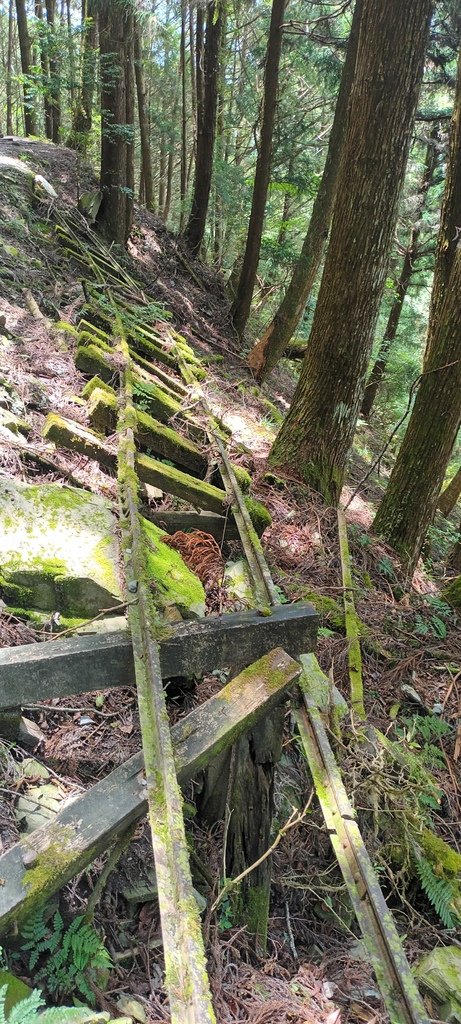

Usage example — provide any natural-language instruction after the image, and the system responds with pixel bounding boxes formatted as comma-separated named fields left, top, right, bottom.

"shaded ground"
left=0, top=139, right=460, bottom=1024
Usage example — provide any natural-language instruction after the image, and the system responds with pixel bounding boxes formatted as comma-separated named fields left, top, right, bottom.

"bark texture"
left=373, top=50, right=461, bottom=573
left=269, top=0, right=433, bottom=504
left=183, top=1, right=222, bottom=255
left=248, top=0, right=362, bottom=381
left=68, top=0, right=98, bottom=149
left=45, top=0, right=61, bottom=142
left=438, top=466, right=461, bottom=516
left=15, top=0, right=37, bottom=135
left=361, top=127, right=439, bottom=418
left=231, top=0, right=286, bottom=337
left=134, top=19, right=154, bottom=211
left=96, top=0, right=135, bottom=246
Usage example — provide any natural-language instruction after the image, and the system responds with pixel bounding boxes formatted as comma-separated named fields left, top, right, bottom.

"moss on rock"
left=142, top=518, right=206, bottom=619
left=442, top=575, right=461, bottom=609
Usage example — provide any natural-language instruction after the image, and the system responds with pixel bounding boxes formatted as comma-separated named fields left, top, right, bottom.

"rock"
left=15, top=780, right=65, bottom=833
left=415, top=946, right=461, bottom=1022
left=0, top=479, right=121, bottom=617
left=224, top=559, right=255, bottom=608
left=18, top=716, right=46, bottom=748
left=0, top=407, right=30, bottom=436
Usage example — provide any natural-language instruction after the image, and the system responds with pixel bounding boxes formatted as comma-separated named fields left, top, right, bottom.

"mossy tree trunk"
left=68, top=0, right=98, bottom=150
left=134, top=18, right=154, bottom=211
left=183, top=1, right=222, bottom=255
left=45, top=0, right=61, bottom=142
left=247, top=0, right=363, bottom=382
left=230, top=0, right=287, bottom=339
left=15, top=0, right=37, bottom=136
left=269, top=0, right=432, bottom=505
left=96, top=0, right=135, bottom=246
left=438, top=466, right=461, bottom=516
left=361, top=126, right=440, bottom=418
left=6, top=0, right=14, bottom=135
left=373, top=50, right=461, bottom=574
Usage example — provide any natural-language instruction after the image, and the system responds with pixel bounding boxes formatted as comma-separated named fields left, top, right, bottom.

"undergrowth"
left=18, top=909, right=111, bottom=1006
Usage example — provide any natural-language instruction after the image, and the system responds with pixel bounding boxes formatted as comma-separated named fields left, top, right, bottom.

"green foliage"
left=20, top=910, right=111, bottom=1006
left=416, top=857, right=459, bottom=929
left=399, top=714, right=451, bottom=772
left=0, top=984, right=111, bottom=1023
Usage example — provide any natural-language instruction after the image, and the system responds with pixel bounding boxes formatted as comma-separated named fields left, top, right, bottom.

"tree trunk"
left=195, top=3, right=204, bottom=138
left=248, top=0, right=362, bottom=381
left=360, top=126, right=439, bottom=418
left=373, top=50, right=461, bottom=574
left=269, top=0, right=432, bottom=505
left=134, top=19, right=154, bottom=211
left=35, top=2, right=54, bottom=139
left=68, top=0, right=97, bottom=149
left=96, top=0, right=135, bottom=246
left=230, top=0, right=286, bottom=338
left=45, top=0, right=61, bottom=142
left=449, top=536, right=461, bottom=571
left=179, top=2, right=187, bottom=232
left=6, top=0, right=14, bottom=135
left=438, top=466, right=461, bottom=516
left=15, top=0, right=37, bottom=136
left=183, top=1, right=222, bottom=255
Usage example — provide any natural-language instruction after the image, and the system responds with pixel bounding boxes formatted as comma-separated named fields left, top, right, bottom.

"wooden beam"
left=0, top=603, right=317, bottom=708
left=0, top=648, right=301, bottom=935
left=149, top=510, right=240, bottom=543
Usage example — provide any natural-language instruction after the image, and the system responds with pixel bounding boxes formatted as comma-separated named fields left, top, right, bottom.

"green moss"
left=133, top=377, right=182, bottom=422
left=142, top=518, right=206, bottom=619
left=301, top=589, right=345, bottom=628
left=75, top=344, right=113, bottom=381
left=78, top=318, right=110, bottom=343
left=78, top=329, right=112, bottom=352
left=242, top=884, right=269, bottom=949
left=420, top=828, right=461, bottom=875
left=81, top=375, right=115, bottom=399
left=231, top=465, right=251, bottom=493
left=243, top=497, right=272, bottom=536
left=55, top=320, right=78, bottom=337
left=260, top=397, right=284, bottom=426
left=442, top=575, right=461, bottom=609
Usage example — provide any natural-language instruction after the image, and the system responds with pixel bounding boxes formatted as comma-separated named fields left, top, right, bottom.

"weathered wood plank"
left=0, top=603, right=317, bottom=708
left=0, top=648, right=301, bottom=934
left=149, top=510, right=240, bottom=542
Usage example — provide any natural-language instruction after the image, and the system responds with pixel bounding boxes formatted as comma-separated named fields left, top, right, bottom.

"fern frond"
left=416, top=857, right=457, bottom=928
left=8, top=989, right=45, bottom=1024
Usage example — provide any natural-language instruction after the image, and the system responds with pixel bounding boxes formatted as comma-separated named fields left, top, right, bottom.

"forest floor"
left=0, top=139, right=460, bottom=1024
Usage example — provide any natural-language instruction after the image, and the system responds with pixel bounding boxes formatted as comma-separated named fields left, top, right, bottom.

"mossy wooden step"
left=88, top=386, right=207, bottom=475
left=76, top=345, right=183, bottom=422
left=0, top=648, right=301, bottom=935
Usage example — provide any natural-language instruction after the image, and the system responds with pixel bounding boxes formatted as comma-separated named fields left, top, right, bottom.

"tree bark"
left=183, top=1, right=222, bottom=255
left=360, top=126, right=439, bottom=418
left=45, top=0, right=61, bottom=142
left=179, top=1, right=187, bottom=232
left=15, top=0, right=37, bottom=136
left=6, top=0, right=14, bottom=135
left=373, top=50, right=461, bottom=573
left=438, top=466, right=461, bottom=516
left=96, top=0, right=135, bottom=246
left=68, top=0, right=97, bottom=149
left=134, top=18, right=154, bottom=211
left=248, top=0, right=362, bottom=381
left=35, top=2, right=53, bottom=139
left=269, top=0, right=433, bottom=505
left=230, top=0, right=286, bottom=337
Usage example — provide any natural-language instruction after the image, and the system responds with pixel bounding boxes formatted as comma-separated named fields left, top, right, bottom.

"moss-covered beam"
left=0, top=603, right=317, bottom=707
left=0, top=647, right=299, bottom=938
left=43, top=413, right=116, bottom=470
left=87, top=387, right=207, bottom=476
left=337, top=508, right=364, bottom=718
left=136, top=453, right=228, bottom=515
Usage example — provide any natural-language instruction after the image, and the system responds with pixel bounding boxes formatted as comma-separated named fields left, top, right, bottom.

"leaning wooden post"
left=115, top=317, right=216, bottom=1024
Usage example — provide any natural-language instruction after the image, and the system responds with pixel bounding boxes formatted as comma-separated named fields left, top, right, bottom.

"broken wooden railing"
left=0, top=217, right=431, bottom=1024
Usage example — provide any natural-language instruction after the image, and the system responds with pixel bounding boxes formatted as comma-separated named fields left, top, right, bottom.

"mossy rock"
left=0, top=479, right=121, bottom=617
left=442, top=575, right=461, bottom=609
left=415, top=946, right=461, bottom=1022
left=301, top=588, right=345, bottom=628
left=81, top=375, right=115, bottom=399
left=142, top=518, right=206, bottom=619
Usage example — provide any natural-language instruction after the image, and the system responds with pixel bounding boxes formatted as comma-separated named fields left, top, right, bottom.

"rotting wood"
left=337, top=507, right=365, bottom=718
left=294, top=659, right=429, bottom=1024
left=116, top=320, right=216, bottom=1024
left=0, top=647, right=300, bottom=936
left=87, top=386, right=207, bottom=475
left=42, top=411, right=229, bottom=514
left=0, top=603, right=317, bottom=708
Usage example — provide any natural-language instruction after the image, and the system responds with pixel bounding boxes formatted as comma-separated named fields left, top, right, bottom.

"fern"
left=21, top=909, right=112, bottom=1006
left=0, top=984, right=111, bottom=1022
left=416, top=857, right=458, bottom=928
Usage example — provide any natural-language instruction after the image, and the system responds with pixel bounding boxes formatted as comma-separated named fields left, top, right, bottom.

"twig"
left=43, top=601, right=133, bottom=642
left=85, top=823, right=137, bottom=920
left=210, top=791, right=314, bottom=914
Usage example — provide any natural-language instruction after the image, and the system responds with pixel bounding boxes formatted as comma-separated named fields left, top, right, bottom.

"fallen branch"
left=337, top=507, right=364, bottom=718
